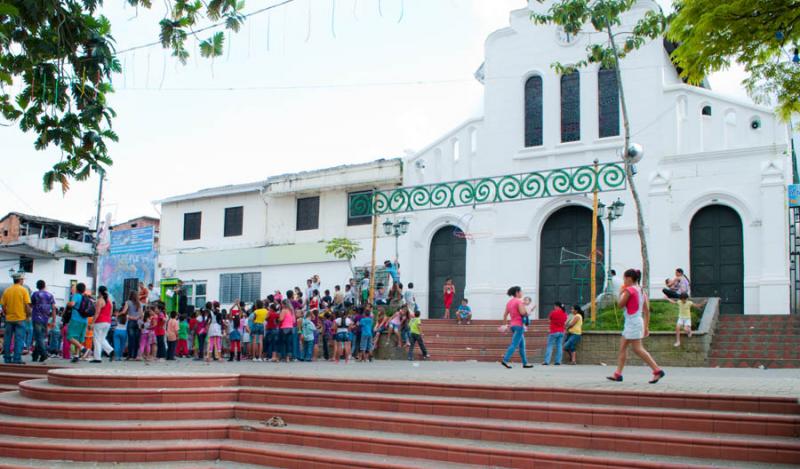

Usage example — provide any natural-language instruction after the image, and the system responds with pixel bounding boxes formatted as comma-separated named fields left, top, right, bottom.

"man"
left=147, top=283, right=160, bottom=304
left=66, top=283, right=90, bottom=363
left=30, top=280, right=57, bottom=363
left=663, top=268, right=690, bottom=299
left=175, top=282, right=189, bottom=319
left=1, top=273, right=31, bottom=364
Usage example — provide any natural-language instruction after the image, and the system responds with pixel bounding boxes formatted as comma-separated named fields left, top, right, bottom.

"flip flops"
left=649, top=369, right=666, bottom=384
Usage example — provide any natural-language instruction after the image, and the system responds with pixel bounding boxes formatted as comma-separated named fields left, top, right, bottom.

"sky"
left=1, top=0, right=751, bottom=227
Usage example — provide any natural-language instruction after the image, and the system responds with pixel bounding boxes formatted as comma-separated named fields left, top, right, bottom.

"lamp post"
left=597, top=198, right=625, bottom=295
left=383, top=218, right=410, bottom=262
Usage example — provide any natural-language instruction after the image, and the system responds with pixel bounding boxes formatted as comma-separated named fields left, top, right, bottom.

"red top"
left=154, top=312, right=166, bottom=336
left=548, top=307, right=567, bottom=333
left=96, top=299, right=112, bottom=324
left=266, top=310, right=280, bottom=330
left=189, top=317, right=198, bottom=333
left=505, top=298, right=524, bottom=327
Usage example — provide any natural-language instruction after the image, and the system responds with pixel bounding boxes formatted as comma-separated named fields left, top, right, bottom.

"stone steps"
left=710, top=316, right=800, bottom=368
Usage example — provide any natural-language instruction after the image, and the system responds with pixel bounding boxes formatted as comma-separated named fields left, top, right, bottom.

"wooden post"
left=368, top=189, right=379, bottom=305
left=590, top=160, right=599, bottom=323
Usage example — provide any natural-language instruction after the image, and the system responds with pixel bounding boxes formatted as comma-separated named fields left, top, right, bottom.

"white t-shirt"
left=208, top=322, right=222, bottom=337
left=336, top=317, right=353, bottom=333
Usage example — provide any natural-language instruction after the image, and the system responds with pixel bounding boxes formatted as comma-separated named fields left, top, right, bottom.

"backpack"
left=78, top=295, right=95, bottom=318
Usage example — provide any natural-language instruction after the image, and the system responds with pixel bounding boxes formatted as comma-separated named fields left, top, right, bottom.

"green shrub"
left=583, top=300, right=702, bottom=332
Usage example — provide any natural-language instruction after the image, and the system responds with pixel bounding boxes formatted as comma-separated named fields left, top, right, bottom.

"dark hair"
left=462, top=298, right=469, bottom=304
left=117, top=313, right=127, bottom=325
left=334, top=285, right=340, bottom=290
left=128, top=290, right=140, bottom=308
left=676, top=268, right=684, bottom=274
left=408, top=282, right=414, bottom=289
left=76, top=282, right=86, bottom=293
left=255, top=300, right=264, bottom=309
left=507, top=286, right=521, bottom=297
left=623, top=268, right=642, bottom=284
left=233, top=316, right=241, bottom=330
left=364, top=310, right=371, bottom=317
left=170, top=311, right=177, bottom=319
left=553, top=302, right=565, bottom=310
left=36, top=280, right=45, bottom=290
left=572, top=305, right=584, bottom=317
left=98, top=285, right=109, bottom=302
left=610, top=269, right=616, bottom=276
left=679, top=292, right=689, bottom=300
left=414, top=310, right=421, bottom=318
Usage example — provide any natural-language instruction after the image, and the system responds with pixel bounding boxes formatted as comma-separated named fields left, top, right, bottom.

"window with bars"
left=64, top=259, right=77, bottom=275
left=19, top=257, right=33, bottom=273
left=560, top=71, right=581, bottom=143
left=223, top=206, right=244, bottom=237
left=598, top=68, right=620, bottom=138
left=296, top=196, right=320, bottom=231
left=524, top=75, right=543, bottom=147
left=183, top=212, right=202, bottom=240
left=348, top=191, right=373, bottom=226
left=219, top=273, right=261, bottom=304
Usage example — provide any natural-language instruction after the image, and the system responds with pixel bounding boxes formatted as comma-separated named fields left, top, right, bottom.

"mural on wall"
left=98, top=227, right=156, bottom=304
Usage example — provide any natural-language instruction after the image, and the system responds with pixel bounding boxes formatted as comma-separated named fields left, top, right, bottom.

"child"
left=333, top=310, right=352, bottom=364
left=177, top=315, right=189, bottom=358
left=457, top=299, right=472, bottom=325
left=138, top=311, right=154, bottom=361
left=166, top=311, right=179, bottom=360
left=372, top=308, right=390, bottom=351
left=228, top=316, right=242, bottom=361
left=443, top=278, right=455, bottom=320
left=522, top=296, right=536, bottom=327
left=387, top=309, right=403, bottom=347
left=668, top=293, right=707, bottom=347
left=321, top=310, right=334, bottom=361
left=155, top=306, right=167, bottom=361
left=188, top=311, right=197, bottom=358
left=113, top=313, right=127, bottom=361
left=47, top=311, right=62, bottom=357
left=242, top=311, right=252, bottom=360
left=61, top=309, right=71, bottom=359
left=407, top=310, right=430, bottom=361
left=206, top=311, right=223, bottom=362
left=359, top=310, right=374, bottom=362
left=301, top=311, right=317, bottom=362
left=404, top=282, right=417, bottom=313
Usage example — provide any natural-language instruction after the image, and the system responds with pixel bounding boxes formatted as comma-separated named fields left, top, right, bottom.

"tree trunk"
left=606, top=23, right=650, bottom=293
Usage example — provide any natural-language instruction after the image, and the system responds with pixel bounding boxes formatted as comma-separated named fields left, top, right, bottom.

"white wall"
left=0, top=256, right=94, bottom=305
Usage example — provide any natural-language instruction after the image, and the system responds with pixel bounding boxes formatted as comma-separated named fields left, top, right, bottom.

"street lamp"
left=383, top=218, right=410, bottom=262
left=598, top=198, right=625, bottom=294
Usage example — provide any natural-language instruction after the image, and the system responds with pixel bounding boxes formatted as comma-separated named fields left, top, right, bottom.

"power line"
left=116, top=78, right=473, bottom=92
left=115, top=0, right=299, bottom=56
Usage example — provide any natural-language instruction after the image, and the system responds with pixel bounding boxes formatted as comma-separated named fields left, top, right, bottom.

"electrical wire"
left=117, top=78, right=472, bottom=92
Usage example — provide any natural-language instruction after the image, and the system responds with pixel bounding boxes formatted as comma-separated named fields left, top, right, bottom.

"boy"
left=302, top=311, right=317, bottom=361
left=404, top=282, right=416, bottom=312
left=166, top=311, right=179, bottom=360
left=408, top=310, right=430, bottom=361
left=456, top=299, right=472, bottom=325
left=359, top=310, right=374, bottom=362
left=668, top=293, right=707, bottom=347
left=177, top=314, right=189, bottom=358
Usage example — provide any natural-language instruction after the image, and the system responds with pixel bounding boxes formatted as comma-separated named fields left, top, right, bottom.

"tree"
left=325, top=237, right=362, bottom=277
left=0, top=0, right=289, bottom=192
left=531, top=0, right=666, bottom=293
left=667, top=0, right=800, bottom=123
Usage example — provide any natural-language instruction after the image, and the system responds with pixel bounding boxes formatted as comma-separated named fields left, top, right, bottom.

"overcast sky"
left=1, top=0, right=750, bottom=227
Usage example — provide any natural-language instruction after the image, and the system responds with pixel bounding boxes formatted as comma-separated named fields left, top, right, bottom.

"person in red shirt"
left=266, top=304, right=280, bottom=362
left=542, top=302, right=567, bottom=365
left=154, top=306, right=167, bottom=361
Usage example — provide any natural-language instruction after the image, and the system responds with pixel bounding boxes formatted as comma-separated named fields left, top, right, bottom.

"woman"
left=563, top=305, right=584, bottom=365
left=278, top=299, right=296, bottom=362
left=195, top=309, right=210, bottom=360
left=91, top=286, right=114, bottom=363
left=250, top=300, right=267, bottom=361
left=500, top=286, right=533, bottom=369
left=333, top=310, right=352, bottom=364
left=120, top=291, right=142, bottom=360
left=443, top=278, right=455, bottom=320
left=607, top=269, right=666, bottom=384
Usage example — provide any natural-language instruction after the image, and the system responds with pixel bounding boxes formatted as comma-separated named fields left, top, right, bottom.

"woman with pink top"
left=607, top=268, right=665, bottom=384
left=500, top=286, right=533, bottom=369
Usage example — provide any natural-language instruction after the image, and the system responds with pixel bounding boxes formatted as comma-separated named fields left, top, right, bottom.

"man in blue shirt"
left=30, top=280, right=57, bottom=363
left=66, top=283, right=89, bottom=363
left=359, top=310, right=374, bottom=362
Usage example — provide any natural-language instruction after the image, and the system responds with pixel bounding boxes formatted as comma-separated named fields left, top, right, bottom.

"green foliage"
left=325, top=237, right=362, bottom=262
left=584, top=300, right=702, bottom=332
left=0, top=0, right=259, bottom=192
left=667, top=0, right=800, bottom=122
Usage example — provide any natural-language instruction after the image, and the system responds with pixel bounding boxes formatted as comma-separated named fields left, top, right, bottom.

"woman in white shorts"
left=607, top=269, right=665, bottom=384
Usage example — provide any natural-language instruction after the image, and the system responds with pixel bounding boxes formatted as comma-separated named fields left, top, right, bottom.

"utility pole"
left=92, top=168, right=105, bottom=293
left=368, top=188, right=379, bottom=306
left=590, top=160, right=599, bottom=323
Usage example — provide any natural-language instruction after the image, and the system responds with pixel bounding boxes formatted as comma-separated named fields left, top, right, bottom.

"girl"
left=301, top=311, right=317, bottom=361
left=195, top=310, right=209, bottom=360
left=443, top=278, right=455, bottom=320
left=563, top=305, right=584, bottom=365
left=113, top=313, right=127, bottom=361
left=668, top=293, right=707, bottom=347
left=372, top=308, right=390, bottom=351
left=206, top=311, right=223, bottom=362
left=120, top=291, right=142, bottom=360
left=61, top=308, right=71, bottom=359
left=388, top=309, right=404, bottom=347
left=138, top=311, right=154, bottom=361
left=251, top=300, right=267, bottom=361
left=166, top=311, right=179, bottom=360
left=228, top=316, right=242, bottom=361
left=334, top=310, right=352, bottom=364
left=177, top=314, right=189, bottom=358
left=607, top=269, right=666, bottom=384
left=522, top=296, right=536, bottom=328
left=500, top=286, right=533, bottom=369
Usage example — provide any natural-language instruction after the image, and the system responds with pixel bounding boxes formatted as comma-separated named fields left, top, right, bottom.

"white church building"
left=157, top=2, right=793, bottom=318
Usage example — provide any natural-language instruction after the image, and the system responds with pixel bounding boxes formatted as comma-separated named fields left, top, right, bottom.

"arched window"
left=524, top=75, right=543, bottom=147
left=598, top=67, right=620, bottom=138
left=560, top=71, right=580, bottom=142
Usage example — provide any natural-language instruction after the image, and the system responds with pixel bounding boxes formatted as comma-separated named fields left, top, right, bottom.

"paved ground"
left=36, top=358, right=800, bottom=398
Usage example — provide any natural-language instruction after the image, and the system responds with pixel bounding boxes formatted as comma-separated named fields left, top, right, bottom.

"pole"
left=590, top=160, right=599, bottom=323
left=394, top=231, right=399, bottom=262
left=368, top=189, right=379, bottom=306
left=607, top=216, right=613, bottom=295
left=92, top=169, right=104, bottom=293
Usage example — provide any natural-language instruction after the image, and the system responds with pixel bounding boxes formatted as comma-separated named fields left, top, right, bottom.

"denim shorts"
left=335, top=332, right=349, bottom=343
left=360, top=334, right=373, bottom=352
left=251, top=324, right=265, bottom=336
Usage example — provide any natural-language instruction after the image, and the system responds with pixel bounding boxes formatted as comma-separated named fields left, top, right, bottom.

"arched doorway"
left=428, top=225, right=466, bottom=319
left=690, top=205, right=744, bottom=314
left=539, top=206, right=604, bottom=316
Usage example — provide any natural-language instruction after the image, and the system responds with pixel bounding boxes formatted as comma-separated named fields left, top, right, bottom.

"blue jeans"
left=279, top=328, right=293, bottom=360
left=303, top=340, right=314, bottom=361
left=47, top=328, right=61, bottom=354
left=291, top=328, right=300, bottom=360
left=3, top=321, right=25, bottom=363
left=544, top=332, right=564, bottom=365
left=502, top=326, right=527, bottom=365
left=23, top=320, right=33, bottom=350
left=32, top=322, right=48, bottom=361
left=113, top=329, right=128, bottom=361
left=126, top=322, right=141, bottom=359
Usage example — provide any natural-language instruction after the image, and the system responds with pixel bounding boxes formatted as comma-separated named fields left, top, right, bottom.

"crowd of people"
left=0, top=265, right=433, bottom=365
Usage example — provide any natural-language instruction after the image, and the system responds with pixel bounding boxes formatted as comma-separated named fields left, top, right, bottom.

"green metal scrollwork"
left=348, top=162, right=626, bottom=217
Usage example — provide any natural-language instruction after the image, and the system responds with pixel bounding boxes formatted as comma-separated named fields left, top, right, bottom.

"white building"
left=157, top=2, right=792, bottom=318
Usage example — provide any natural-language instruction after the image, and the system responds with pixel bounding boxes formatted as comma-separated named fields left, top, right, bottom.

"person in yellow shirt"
left=563, top=305, right=583, bottom=365
left=1, top=273, right=32, bottom=364
left=668, top=293, right=707, bottom=347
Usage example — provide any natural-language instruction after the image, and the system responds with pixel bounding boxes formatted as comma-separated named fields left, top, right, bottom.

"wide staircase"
left=709, top=315, right=800, bottom=368
left=420, top=319, right=548, bottom=362
left=0, top=367, right=797, bottom=467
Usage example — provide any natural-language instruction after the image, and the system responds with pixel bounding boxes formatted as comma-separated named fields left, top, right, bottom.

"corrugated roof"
left=0, top=212, right=91, bottom=232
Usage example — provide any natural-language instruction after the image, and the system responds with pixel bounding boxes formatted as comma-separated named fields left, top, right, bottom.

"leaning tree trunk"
left=606, top=22, right=651, bottom=293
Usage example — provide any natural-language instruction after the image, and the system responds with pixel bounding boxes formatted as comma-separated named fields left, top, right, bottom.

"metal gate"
left=790, top=207, right=800, bottom=314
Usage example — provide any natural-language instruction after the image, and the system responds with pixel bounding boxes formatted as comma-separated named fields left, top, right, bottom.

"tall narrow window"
left=598, top=67, right=620, bottom=138
left=183, top=212, right=202, bottom=240
left=296, top=196, right=320, bottom=231
left=223, top=206, right=243, bottom=237
left=524, top=75, right=543, bottom=147
left=64, top=259, right=77, bottom=275
left=560, top=71, right=580, bottom=142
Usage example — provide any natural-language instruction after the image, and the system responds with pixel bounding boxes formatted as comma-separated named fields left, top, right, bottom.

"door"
left=428, top=226, right=466, bottom=319
left=690, top=205, right=744, bottom=314
left=539, top=206, right=604, bottom=316
left=122, top=278, right=139, bottom=304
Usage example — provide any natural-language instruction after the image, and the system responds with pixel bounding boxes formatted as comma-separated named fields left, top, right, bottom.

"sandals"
left=649, top=369, right=666, bottom=384
left=606, top=373, right=623, bottom=382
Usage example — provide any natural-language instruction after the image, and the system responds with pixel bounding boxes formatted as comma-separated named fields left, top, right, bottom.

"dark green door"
left=690, top=205, right=744, bottom=314
left=539, top=206, right=604, bottom=317
left=428, top=226, right=466, bottom=319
